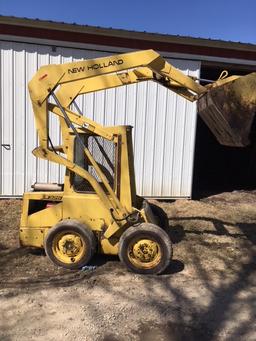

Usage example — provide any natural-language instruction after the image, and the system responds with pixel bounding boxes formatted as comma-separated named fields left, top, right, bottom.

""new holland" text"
left=68, top=59, right=124, bottom=74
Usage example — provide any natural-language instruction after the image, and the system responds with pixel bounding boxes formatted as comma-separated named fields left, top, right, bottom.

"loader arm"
left=29, top=49, right=209, bottom=151
left=29, top=49, right=206, bottom=106
left=29, top=49, right=210, bottom=160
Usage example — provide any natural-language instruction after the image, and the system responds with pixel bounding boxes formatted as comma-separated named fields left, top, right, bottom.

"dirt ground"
left=0, top=191, right=256, bottom=341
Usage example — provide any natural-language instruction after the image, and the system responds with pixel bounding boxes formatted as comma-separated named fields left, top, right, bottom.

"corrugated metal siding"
left=0, top=40, right=200, bottom=197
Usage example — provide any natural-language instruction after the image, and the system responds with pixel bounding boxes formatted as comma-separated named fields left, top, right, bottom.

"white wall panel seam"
left=24, top=49, right=27, bottom=194
left=151, top=84, right=159, bottom=195
left=0, top=44, right=2, bottom=194
left=170, top=94, right=178, bottom=196
left=159, top=88, right=168, bottom=195
left=11, top=49, right=14, bottom=195
left=180, top=99, right=188, bottom=195
left=139, top=83, right=148, bottom=195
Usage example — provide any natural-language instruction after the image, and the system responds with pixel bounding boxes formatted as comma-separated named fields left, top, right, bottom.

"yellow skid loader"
left=20, top=49, right=256, bottom=274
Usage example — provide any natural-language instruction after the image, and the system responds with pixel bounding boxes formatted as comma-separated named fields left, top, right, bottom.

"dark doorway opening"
left=192, top=63, right=256, bottom=198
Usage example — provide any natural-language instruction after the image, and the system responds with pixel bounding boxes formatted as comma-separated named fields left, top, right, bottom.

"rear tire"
left=118, top=223, right=172, bottom=275
left=44, top=219, right=96, bottom=270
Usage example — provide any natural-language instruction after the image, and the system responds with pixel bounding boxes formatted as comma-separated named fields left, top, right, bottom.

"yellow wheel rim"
left=127, top=238, right=162, bottom=269
left=52, top=232, right=86, bottom=264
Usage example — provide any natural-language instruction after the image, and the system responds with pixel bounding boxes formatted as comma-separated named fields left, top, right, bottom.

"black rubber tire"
left=44, top=219, right=96, bottom=270
left=149, top=203, right=169, bottom=230
left=118, top=223, right=172, bottom=275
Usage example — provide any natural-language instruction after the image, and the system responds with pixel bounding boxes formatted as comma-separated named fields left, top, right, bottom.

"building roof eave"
left=0, top=15, right=256, bottom=61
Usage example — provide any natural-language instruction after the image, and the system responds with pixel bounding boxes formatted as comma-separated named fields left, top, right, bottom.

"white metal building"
left=1, top=16, right=256, bottom=198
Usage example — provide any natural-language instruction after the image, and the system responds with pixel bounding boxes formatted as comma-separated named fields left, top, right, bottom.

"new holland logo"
left=68, top=59, right=124, bottom=74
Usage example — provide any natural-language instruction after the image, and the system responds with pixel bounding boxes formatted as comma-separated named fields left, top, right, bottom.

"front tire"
left=118, top=223, right=172, bottom=275
left=44, top=219, right=96, bottom=270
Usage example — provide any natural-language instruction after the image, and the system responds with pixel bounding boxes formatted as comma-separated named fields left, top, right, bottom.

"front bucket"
left=198, top=72, right=256, bottom=147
